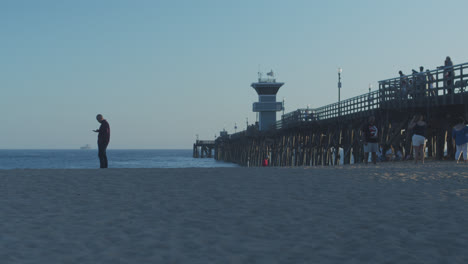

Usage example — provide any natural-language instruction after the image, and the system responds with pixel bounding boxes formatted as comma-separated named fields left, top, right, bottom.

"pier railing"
left=274, top=62, right=468, bottom=130
left=275, top=90, right=380, bottom=129
left=224, top=62, right=468, bottom=137
left=195, top=140, right=215, bottom=145
left=378, top=62, right=468, bottom=107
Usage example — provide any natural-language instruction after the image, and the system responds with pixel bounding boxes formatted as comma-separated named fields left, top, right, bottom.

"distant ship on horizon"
left=80, top=144, right=92, bottom=150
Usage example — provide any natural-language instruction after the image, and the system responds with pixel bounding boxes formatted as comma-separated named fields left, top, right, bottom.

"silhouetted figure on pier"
left=361, top=116, right=379, bottom=165
left=426, top=70, right=436, bottom=96
left=93, top=114, right=110, bottom=168
left=408, top=115, right=426, bottom=164
left=443, top=56, right=454, bottom=94
left=416, top=66, right=426, bottom=97
left=410, top=69, right=421, bottom=98
left=399, top=71, right=409, bottom=98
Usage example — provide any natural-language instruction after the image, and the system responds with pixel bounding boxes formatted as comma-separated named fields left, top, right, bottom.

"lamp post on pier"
left=368, top=83, right=372, bottom=110
left=282, top=97, right=285, bottom=116
left=338, top=68, right=342, bottom=117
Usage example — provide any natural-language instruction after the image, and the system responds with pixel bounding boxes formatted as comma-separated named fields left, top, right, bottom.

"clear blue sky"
left=1, top=0, right=467, bottom=149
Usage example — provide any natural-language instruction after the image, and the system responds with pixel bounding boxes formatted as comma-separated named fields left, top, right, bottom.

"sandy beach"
left=1, top=161, right=468, bottom=263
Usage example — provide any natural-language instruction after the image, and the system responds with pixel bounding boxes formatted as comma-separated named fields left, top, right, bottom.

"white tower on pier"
left=251, top=70, right=284, bottom=131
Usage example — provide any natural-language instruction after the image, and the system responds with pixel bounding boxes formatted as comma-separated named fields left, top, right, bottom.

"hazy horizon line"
left=0, top=148, right=193, bottom=151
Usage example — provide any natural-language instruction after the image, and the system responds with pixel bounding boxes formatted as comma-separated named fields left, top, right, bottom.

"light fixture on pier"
left=282, top=97, right=285, bottom=116
left=338, top=68, right=342, bottom=117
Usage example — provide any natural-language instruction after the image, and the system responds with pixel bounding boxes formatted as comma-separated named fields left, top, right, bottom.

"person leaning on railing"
left=399, top=71, right=409, bottom=98
left=408, top=78, right=415, bottom=98
left=437, top=56, right=454, bottom=94
left=426, top=70, right=436, bottom=96
left=416, top=66, right=426, bottom=97
left=410, top=69, right=422, bottom=99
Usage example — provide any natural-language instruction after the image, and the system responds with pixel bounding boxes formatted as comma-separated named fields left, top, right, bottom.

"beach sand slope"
left=1, top=162, right=468, bottom=263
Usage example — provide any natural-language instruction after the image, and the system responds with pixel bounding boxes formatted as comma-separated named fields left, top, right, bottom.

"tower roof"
left=251, top=82, right=284, bottom=95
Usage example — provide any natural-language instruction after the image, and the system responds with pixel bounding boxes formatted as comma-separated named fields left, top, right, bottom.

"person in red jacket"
left=93, top=114, right=110, bottom=168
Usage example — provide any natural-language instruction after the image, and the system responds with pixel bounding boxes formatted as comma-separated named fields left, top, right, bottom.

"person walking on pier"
left=93, top=114, right=111, bottom=168
left=452, top=117, right=468, bottom=163
left=361, top=116, right=379, bottom=165
left=408, top=115, right=427, bottom=164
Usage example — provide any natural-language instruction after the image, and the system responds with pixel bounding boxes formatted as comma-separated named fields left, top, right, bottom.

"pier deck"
left=213, top=62, right=468, bottom=166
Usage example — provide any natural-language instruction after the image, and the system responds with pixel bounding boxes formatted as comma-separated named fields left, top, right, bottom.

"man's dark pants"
left=98, top=142, right=108, bottom=168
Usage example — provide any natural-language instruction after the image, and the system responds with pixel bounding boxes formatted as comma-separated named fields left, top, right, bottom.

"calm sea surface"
left=0, top=149, right=238, bottom=169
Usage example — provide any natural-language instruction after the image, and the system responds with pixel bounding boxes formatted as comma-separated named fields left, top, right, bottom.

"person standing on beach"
left=452, top=117, right=468, bottom=163
left=93, top=114, right=110, bottom=168
left=408, top=115, right=426, bottom=164
left=361, top=116, right=379, bottom=165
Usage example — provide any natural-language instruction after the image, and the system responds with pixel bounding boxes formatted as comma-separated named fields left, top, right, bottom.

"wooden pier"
left=212, top=62, right=468, bottom=166
left=193, top=140, right=215, bottom=158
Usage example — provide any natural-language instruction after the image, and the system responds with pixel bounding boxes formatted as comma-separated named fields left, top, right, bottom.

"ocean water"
left=0, top=149, right=238, bottom=169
